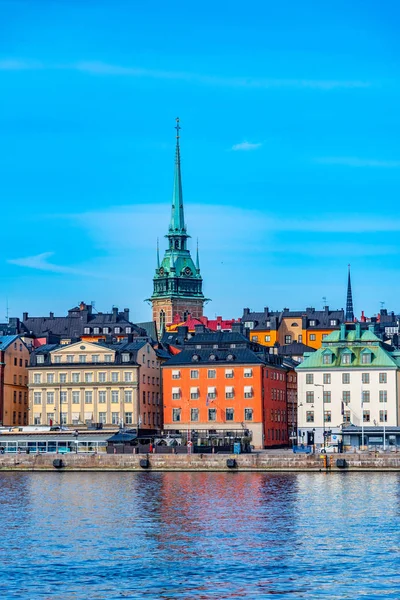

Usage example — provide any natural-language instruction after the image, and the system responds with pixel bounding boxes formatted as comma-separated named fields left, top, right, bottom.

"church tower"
left=150, top=119, right=206, bottom=335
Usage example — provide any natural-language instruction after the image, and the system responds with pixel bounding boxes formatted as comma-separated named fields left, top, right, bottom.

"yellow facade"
left=28, top=340, right=162, bottom=430
left=249, top=329, right=279, bottom=347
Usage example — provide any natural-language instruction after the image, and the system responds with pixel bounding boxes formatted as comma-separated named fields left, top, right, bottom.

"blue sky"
left=1, top=0, right=400, bottom=323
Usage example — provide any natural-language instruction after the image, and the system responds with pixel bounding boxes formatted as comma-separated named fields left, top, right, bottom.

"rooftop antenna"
left=5, top=297, right=9, bottom=323
left=380, top=301, right=385, bottom=310
left=322, top=296, right=327, bottom=307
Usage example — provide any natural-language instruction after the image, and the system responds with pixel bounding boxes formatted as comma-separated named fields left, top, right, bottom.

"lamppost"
left=383, top=394, right=387, bottom=451
left=314, top=384, right=326, bottom=450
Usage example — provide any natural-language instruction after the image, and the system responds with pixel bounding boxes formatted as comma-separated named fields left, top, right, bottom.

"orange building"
left=0, top=335, right=30, bottom=427
left=162, top=327, right=288, bottom=449
left=242, top=306, right=345, bottom=350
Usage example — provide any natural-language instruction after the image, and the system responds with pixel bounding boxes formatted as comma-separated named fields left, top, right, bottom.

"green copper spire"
left=169, top=117, right=187, bottom=235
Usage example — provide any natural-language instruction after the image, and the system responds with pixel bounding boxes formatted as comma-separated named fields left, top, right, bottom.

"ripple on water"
left=0, top=472, right=400, bottom=599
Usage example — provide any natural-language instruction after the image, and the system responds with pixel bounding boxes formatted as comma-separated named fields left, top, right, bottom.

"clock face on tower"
left=184, top=267, right=192, bottom=276
left=159, top=267, right=165, bottom=275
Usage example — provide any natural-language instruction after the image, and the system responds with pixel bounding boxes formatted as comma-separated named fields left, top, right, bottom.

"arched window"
left=159, top=310, right=166, bottom=332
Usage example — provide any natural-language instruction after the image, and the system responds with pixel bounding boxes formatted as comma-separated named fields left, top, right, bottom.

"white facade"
left=297, top=367, right=399, bottom=445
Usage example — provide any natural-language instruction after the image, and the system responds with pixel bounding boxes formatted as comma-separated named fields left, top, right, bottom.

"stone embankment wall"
left=1, top=452, right=400, bottom=471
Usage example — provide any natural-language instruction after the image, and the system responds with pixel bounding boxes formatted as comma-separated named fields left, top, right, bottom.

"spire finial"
left=345, top=264, right=354, bottom=322
left=175, top=117, right=181, bottom=142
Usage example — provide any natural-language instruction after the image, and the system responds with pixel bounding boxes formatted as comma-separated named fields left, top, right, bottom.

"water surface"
left=1, top=472, right=400, bottom=599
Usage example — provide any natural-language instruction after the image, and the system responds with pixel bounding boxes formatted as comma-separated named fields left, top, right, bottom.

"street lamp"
left=314, top=384, right=326, bottom=450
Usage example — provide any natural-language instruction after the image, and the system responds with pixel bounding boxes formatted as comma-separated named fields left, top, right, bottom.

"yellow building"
left=28, top=340, right=162, bottom=430
left=242, top=306, right=345, bottom=350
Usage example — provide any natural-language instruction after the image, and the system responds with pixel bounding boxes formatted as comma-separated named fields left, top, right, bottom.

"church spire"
left=156, top=238, right=160, bottom=270
left=345, top=264, right=354, bottom=322
left=169, top=117, right=186, bottom=235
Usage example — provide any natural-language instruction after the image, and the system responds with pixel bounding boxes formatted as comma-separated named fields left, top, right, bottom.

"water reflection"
left=0, top=472, right=399, bottom=598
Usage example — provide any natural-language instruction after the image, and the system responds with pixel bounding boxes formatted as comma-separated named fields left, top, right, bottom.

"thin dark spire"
left=169, top=117, right=186, bottom=234
left=345, top=264, right=354, bottom=322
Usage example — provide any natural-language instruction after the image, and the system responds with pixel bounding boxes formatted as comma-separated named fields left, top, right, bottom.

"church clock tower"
left=150, top=119, right=207, bottom=335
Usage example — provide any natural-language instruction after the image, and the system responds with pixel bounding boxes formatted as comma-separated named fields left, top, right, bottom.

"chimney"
left=355, top=322, right=361, bottom=339
left=23, top=312, right=28, bottom=321
left=49, top=312, right=54, bottom=319
left=124, top=308, right=130, bottom=321
left=324, top=305, right=329, bottom=313
left=231, top=322, right=244, bottom=335
left=177, top=325, right=189, bottom=338
left=340, top=323, right=346, bottom=340
left=112, top=307, right=118, bottom=322
left=243, top=308, right=250, bottom=316
left=79, top=301, right=86, bottom=311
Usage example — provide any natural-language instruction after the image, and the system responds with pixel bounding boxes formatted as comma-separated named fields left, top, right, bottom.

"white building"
left=296, top=323, right=400, bottom=448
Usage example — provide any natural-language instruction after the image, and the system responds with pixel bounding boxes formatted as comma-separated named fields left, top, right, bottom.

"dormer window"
left=246, top=322, right=254, bottom=329
left=330, top=320, right=337, bottom=327
left=361, top=349, right=373, bottom=364
left=37, top=355, right=44, bottom=364
left=309, top=320, right=316, bottom=327
left=266, top=321, right=271, bottom=328
left=103, top=327, right=110, bottom=334
left=115, top=327, right=121, bottom=334
left=93, top=327, right=100, bottom=334
left=126, top=327, right=132, bottom=334
left=323, top=354, right=332, bottom=365
left=122, top=353, right=130, bottom=363
left=84, top=327, right=90, bottom=334
left=209, top=354, right=217, bottom=361
left=192, top=354, right=200, bottom=362
left=226, top=354, right=234, bottom=361
left=341, top=351, right=352, bottom=365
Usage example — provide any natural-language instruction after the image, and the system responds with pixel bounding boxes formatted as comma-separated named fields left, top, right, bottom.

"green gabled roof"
left=297, top=343, right=398, bottom=370
left=325, top=328, right=381, bottom=343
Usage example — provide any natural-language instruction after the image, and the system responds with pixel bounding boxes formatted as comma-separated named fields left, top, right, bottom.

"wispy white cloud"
left=316, top=157, right=400, bottom=168
left=8, top=252, right=91, bottom=276
left=0, top=58, right=371, bottom=90
left=231, top=141, right=263, bottom=151
left=0, top=59, right=44, bottom=70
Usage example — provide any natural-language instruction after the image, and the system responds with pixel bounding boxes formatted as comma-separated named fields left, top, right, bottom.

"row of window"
left=13, top=375, right=27, bottom=386
left=13, top=391, right=28, bottom=403
left=37, top=352, right=156, bottom=366
left=306, top=390, right=389, bottom=403
left=172, top=386, right=254, bottom=400
left=306, top=410, right=388, bottom=423
left=33, top=390, right=136, bottom=404
left=306, top=373, right=388, bottom=385
left=12, top=411, right=27, bottom=425
left=142, top=391, right=160, bottom=405
left=33, top=412, right=160, bottom=426
left=13, top=358, right=28, bottom=367
left=172, top=368, right=254, bottom=379
left=270, top=409, right=287, bottom=422
left=33, top=372, right=135, bottom=384
left=83, top=326, right=132, bottom=335
left=173, top=369, right=285, bottom=381
left=172, top=408, right=254, bottom=422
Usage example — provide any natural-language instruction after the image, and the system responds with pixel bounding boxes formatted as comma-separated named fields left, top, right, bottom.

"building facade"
left=18, top=302, right=146, bottom=347
left=242, top=306, right=345, bottom=350
left=28, top=340, right=162, bottom=431
left=149, top=120, right=206, bottom=335
left=162, top=328, right=288, bottom=449
left=0, top=336, right=30, bottom=427
left=296, top=324, right=400, bottom=447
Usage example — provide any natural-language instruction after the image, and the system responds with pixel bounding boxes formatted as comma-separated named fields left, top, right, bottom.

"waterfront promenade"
left=2, top=450, right=400, bottom=471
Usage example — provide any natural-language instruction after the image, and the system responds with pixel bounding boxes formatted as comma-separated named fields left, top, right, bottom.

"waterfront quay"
left=2, top=449, right=400, bottom=471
